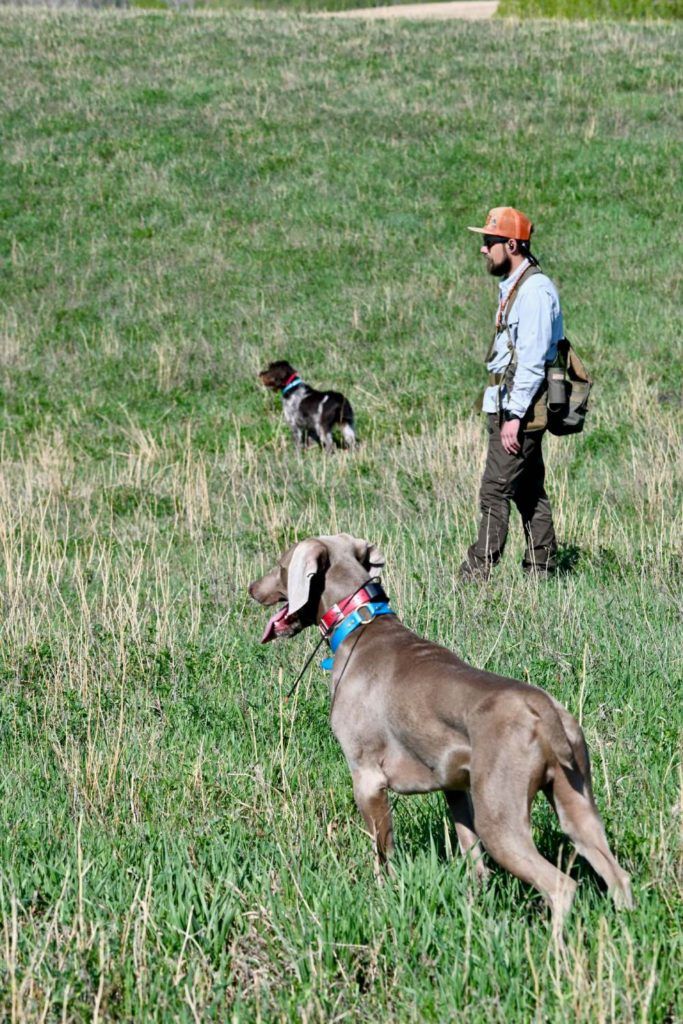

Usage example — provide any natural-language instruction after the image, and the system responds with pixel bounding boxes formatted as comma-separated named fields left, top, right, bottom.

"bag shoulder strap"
left=558, top=337, right=592, bottom=384
left=502, top=264, right=544, bottom=334
left=484, top=264, right=543, bottom=365
left=500, top=265, right=544, bottom=386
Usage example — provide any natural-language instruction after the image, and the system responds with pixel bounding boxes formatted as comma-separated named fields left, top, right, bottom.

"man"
left=461, top=206, right=562, bottom=579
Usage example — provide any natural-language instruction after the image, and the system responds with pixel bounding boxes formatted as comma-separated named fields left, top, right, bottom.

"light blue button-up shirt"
left=482, top=261, right=564, bottom=418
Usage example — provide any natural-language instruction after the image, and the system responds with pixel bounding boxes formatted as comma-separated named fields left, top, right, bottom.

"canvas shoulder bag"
left=545, top=338, right=592, bottom=436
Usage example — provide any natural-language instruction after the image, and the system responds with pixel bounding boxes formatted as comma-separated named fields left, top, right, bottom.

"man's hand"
left=500, top=417, right=522, bottom=455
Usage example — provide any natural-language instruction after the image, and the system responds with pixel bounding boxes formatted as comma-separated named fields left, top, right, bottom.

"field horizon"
left=1, top=7, right=681, bottom=1021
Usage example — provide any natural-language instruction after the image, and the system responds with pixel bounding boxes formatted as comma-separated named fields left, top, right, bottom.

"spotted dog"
left=259, top=360, right=356, bottom=452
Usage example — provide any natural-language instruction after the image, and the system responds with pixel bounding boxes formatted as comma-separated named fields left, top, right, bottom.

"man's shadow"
left=398, top=802, right=609, bottom=901
left=556, top=543, right=582, bottom=575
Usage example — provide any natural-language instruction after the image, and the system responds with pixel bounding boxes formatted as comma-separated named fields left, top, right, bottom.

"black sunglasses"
left=482, top=235, right=509, bottom=249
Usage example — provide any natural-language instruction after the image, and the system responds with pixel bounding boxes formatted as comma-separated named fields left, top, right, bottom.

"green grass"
left=0, top=8, right=681, bottom=1021
left=498, top=0, right=682, bottom=20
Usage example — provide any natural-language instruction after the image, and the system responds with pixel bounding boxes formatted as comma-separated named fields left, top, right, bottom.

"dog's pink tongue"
left=261, top=604, right=290, bottom=644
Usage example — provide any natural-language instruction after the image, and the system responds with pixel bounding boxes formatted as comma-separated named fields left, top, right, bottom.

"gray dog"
left=249, top=533, right=633, bottom=935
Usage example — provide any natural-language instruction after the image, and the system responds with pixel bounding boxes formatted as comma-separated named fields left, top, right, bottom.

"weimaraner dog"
left=249, top=533, right=633, bottom=934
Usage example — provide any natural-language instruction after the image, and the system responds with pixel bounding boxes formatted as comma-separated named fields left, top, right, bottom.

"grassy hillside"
left=1, top=9, right=681, bottom=1021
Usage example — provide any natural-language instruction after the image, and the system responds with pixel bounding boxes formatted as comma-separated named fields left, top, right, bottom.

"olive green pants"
left=464, top=414, right=557, bottom=575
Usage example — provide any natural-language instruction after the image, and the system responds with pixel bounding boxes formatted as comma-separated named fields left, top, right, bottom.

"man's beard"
left=487, top=253, right=512, bottom=278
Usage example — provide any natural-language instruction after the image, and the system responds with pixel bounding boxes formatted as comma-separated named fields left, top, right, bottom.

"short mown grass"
left=0, top=9, right=681, bottom=1022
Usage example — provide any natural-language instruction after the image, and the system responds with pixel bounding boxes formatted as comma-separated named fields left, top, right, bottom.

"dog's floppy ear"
left=353, top=537, right=386, bottom=571
left=287, top=539, right=328, bottom=617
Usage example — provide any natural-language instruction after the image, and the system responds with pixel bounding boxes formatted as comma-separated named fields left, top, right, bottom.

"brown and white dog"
left=249, top=533, right=634, bottom=936
left=258, top=360, right=356, bottom=452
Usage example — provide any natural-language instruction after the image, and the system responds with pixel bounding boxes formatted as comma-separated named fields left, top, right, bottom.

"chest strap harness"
left=281, top=373, right=304, bottom=397
left=319, top=581, right=395, bottom=671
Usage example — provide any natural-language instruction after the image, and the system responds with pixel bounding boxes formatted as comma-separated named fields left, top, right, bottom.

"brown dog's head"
left=258, top=360, right=297, bottom=391
left=248, top=534, right=385, bottom=643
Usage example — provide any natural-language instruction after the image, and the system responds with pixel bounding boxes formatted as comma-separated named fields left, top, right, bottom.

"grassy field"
left=8, top=0, right=683, bottom=15
left=1, top=8, right=681, bottom=1021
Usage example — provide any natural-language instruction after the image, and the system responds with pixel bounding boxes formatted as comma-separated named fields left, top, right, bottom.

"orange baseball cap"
left=467, top=206, right=533, bottom=242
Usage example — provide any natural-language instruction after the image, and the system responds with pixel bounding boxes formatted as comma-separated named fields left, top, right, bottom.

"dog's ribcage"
left=283, top=386, right=352, bottom=439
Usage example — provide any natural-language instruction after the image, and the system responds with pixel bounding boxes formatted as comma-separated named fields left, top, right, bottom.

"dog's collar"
left=319, top=582, right=395, bottom=671
left=319, top=581, right=388, bottom=637
left=281, top=375, right=303, bottom=396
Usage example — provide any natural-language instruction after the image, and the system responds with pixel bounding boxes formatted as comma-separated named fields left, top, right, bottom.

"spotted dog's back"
left=259, top=360, right=356, bottom=451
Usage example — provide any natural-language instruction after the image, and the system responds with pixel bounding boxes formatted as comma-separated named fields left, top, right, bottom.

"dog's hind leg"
left=352, top=769, right=395, bottom=874
left=341, top=422, right=356, bottom=449
left=471, top=768, right=576, bottom=938
left=444, top=790, right=489, bottom=883
left=340, top=399, right=356, bottom=449
left=547, top=767, right=634, bottom=909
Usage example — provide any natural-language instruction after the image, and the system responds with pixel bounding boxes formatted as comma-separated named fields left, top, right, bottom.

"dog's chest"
left=282, top=390, right=306, bottom=427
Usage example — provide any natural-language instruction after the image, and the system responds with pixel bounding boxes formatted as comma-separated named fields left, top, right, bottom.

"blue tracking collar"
left=321, top=601, right=395, bottom=671
left=281, top=377, right=303, bottom=397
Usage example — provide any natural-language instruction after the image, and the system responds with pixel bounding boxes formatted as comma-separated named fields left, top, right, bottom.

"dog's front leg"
left=292, top=426, right=306, bottom=450
left=352, top=770, right=395, bottom=877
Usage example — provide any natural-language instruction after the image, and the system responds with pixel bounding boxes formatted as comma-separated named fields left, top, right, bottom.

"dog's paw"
left=612, top=877, right=635, bottom=910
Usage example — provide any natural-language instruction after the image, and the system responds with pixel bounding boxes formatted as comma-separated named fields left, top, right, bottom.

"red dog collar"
left=320, top=582, right=388, bottom=638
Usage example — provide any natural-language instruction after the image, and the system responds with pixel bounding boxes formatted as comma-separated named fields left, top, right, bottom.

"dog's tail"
left=339, top=398, right=354, bottom=427
left=527, top=694, right=576, bottom=771
left=339, top=399, right=356, bottom=447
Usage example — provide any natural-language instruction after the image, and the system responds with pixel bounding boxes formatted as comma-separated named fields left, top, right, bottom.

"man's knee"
left=480, top=470, right=514, bottom=508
